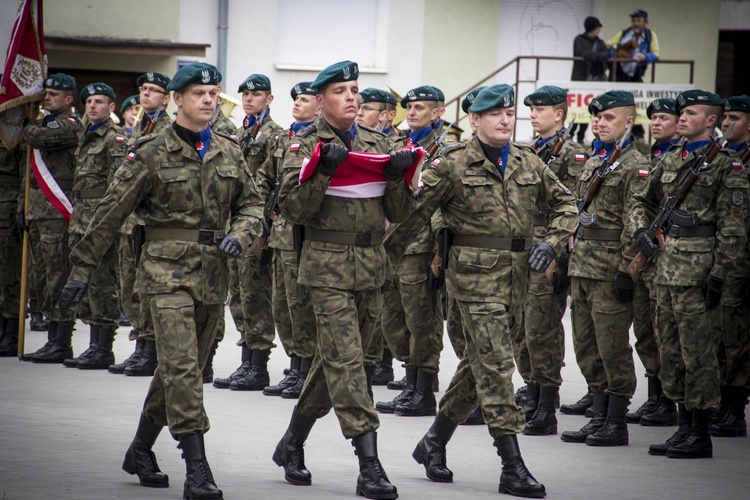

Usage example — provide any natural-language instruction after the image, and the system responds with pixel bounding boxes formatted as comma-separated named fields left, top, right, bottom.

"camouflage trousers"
left=720, top=265, right=750, bottom=388
left=228, top=250, right=275, bottom=351
left=296, top=286, right=380, bottom=439
left=632, top=279, right=660, bottom=378
left=29, top=219, right=74, bottom=324
left=445, top=295, right=464, bottom=358
left=142, top=291, right=222, bottom=439
left=271, top=249, right=316, bottom=359
left=654, top=284, right=721, bottom=411
left=380, top=253, right=443, bottom=374
left=511, top=314, right=532, bottom=383
left=69, top=233, right=119, bottom=327
left=439, top=300, right=525, bottom=437
left=570, top=277, right=636, bottom=398
left=0, top=201, right=21, bottom=319
left=117, top=233, right=155, bottom=342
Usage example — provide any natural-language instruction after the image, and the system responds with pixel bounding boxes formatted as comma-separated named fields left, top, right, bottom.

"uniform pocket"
left=151, top=293, right=196, bottom=359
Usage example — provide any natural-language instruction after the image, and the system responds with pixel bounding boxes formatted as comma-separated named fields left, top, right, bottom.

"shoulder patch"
left=115, top=136, right=126, bottom=143
left=512, top=142, right=536, bottom=153
left=296, top=124, right=317, bottom=138
left=357, top=123, right=388, bottom=138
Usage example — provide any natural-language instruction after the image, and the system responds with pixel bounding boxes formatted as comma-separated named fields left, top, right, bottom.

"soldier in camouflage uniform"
left=60, top=63, right=263, bottom=499
left=271, top=60, right=410, bottom=500
left=385, top=85, right=577, bottom=498
left=120, top=94, right=141, bottom=135
left=0, top=142, right=24, bottom=356
left=19, top=74, right=83, bottom=363
left=632, top=89, right=749, bottom=459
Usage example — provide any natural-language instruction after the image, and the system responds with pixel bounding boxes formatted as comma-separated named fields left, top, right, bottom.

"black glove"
left=612, top=271, right=636, bottom=303
left=634, top=229, right=656, bottom=259
left=218, top=235, right=242, bottom=257
left=385, top=150, right=414, bottom=180
left=59, top=279, right=89, bottom=313
left=318, top=143, right=348, bottom=177
left=528, top=242, right=555, bottom=272
left=552, top=257, right=571, bottom=295
left=15, top=212, right=29, bottom=235
left=740, top=273, right=750, bottom=308
left=702, top=274, right=724, bottom=310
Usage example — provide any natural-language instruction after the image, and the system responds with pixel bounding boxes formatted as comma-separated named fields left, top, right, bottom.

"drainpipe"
left=217, top=0, right=228, bottom=77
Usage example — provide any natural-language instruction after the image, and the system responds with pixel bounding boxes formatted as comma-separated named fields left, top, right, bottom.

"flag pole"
left=17, top=103, right=35, bottom=360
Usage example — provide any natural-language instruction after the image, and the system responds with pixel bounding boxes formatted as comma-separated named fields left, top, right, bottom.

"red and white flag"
left=30, top=148, right=72, bottom=222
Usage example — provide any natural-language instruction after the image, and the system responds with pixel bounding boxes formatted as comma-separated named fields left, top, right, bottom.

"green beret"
left=523, top=85, right=567, bottom=107
left=80, top=82, right=115, bottom=103
left=401, top=85, right=440, bottom=108
left=167, top=63, right=222, bottom=92
left=588, top=97, right=599, bottom=116
left=44, top=73, right=76, bottom=91
left=290, top=81, right=316, bottom=100
left=136, top=72, right=171, bottom=90
left=462, top=86, right=486, bottom=114
left=359, top=88, right=391, bottom=105
left=591, top=90, right=635, bottom=114
left=120, top=95, right=140, bottom=114
left=646, top=98, right=677, bottom=119
left=675, top=89, right=722, bottom=113
left=431, top=86, right=445, bottom=102
left=723, top=95, right=750, bottom=114
left=312, top=60, right=359, bottom=90
left=469, top=84, right=515, bottom=113
left=238, top=74, right=271, bottom=93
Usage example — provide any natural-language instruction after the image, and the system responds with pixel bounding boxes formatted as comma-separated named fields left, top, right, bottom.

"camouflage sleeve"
left=630, top=158, right=665, bottom=234
left=278, top=136, right=332, bottom=225
left=106, top=129, right=127, bottom=185
left=534, top=156, right=578, bottom=256
left=229, top=153, right=264, bottom=250
left=619, top=153, right=651, bottom=273
left=255, top=137, right=281, bottom=202
left=712, top=153, right=750, bottom=281
left=23, top=117, right=81, bottom=151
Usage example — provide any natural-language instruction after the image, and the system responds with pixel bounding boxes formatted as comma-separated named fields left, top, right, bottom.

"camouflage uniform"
left=0, top=144, right=23, bottom=329
left=68, top=125, right=263, bottom=437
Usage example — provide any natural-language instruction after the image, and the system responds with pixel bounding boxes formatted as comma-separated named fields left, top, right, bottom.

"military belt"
left=304, top=227, right=384, bottom=247
left=667, top=225, right=716, bottom=238
left=452, top=234, right=533, bottom=252
left=144, top=228, right=225, bottom=244
left=72, top=187, right=107, bottom=199
left=0, top=174, right=19, bottom=186
left=575, top=228, right=621, bottom=241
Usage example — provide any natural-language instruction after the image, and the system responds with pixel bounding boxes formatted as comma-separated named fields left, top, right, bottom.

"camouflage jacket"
left=0, top=143, right=24, bottom=209
left=21, top=109, right=83, bottom=220
left=568, top=142, right=649, bottom=280
left=211, top=109, right=239, bottom=139
left=278, top=118, right=412, bottom=290
left=631, top=142, right=749, bottom=286
left=257, top=128, right=294, bottom=251
left=384, top=136, right=578, bottom=306
left=69, top=125, right=264, bottom=303
left=69, top=119, right=127, bottom=235
left=239, top=115, right=284, bottom=177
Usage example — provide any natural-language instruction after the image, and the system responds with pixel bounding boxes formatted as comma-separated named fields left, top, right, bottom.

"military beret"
left=588, top=96, right=600, bottom=116
left=470, top=84, right=515, bottom=113
left=136, top=72, right=171, bottom=90
left=359, top=88, right=392, bottom=105
left=312, top=60, right=359, bottom=90
left=431, top=86, right=445, bottom=102
left=723, top=95, right=750, bottom=114
left=290, top=81, right=316, bottom=100
left=462, top=86, right=486, bottom=114
left=524, top=85, right=567, bottom=107
left=44, top=73, right=76, bottom=91
left=401, top=85, right=440, bottom=108
left=591, top=90, right=635, bottom=113
left=238, top=74, right=271, bottom=93
left=80, top=82, right=115, bottom=103
left=167, top=63, right=222, bottom=92
left=120, top=95, right=140, bottom=115
left=646, top=98, right=677, bottom=119
left=675, top=89, right=722, bottom=113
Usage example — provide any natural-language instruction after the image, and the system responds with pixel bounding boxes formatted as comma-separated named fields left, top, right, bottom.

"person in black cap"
left=571, top=15, right=610, bottom=143
left=607, top=9, right=661, bottom=83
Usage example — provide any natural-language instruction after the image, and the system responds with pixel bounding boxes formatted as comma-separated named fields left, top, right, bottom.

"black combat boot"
left=125, top=340, right=158, bottom=376
left=667, top=409, right=713, bottom=458
left=202, top=337, right=219, bottom=384
left=711, top=386, right=730, bottom=427
left=272, top=407, right=316, bottom=485
left=212, top=345, right=251, bottom=388
left=372, top=348, right=395, bottom=385
left=63, top=325, right=98, bottom=368
left=0, top=317, right=19, bottom=357
left=121, top=414, right=169, bottom=487
left=264, top=355, right=301, bottom=396
left=32, top=322, right=73, bottom=363
left=524, top=386, right=558, bottom=436
left=229, top=349, right=270, bottom=391
left=110, top=339, right=144, bottom=374
left=585, top=395, right=629, bottom=446
left=23, top=321, right=57, bottom=361
left=523, top=384, right=540, bottom=422
left=560, top=390, right=593, bottom=416
left=461, top=406, right=485, bottom=425
left=711, top=387, right=748, bottom=437
left=649, top=403, right=692, bottom=455
left=281, top=357, right=312, bottom=399
left=29, top=298, right=47, bottom=332
left=394, top=369, right=437, bottom=417
left=626, top=376, right=660, bottom=423
left=561, top=392, right=608, bottom=443
left=386, top=373, right=407, bottom=391
left=412, top=412, right=458, bottom=482
left=640, top=393, right=678, bottom=426
left=365, top=363, right=376, bottom=402
left=179, top=434, right=223, bottom=499
left=494, top=434, right=546, bottom=498
left=376, top=366, right=417, bottom=414
left=78, top=326, right=116, bottom=369
left=352, top=431, right=398, bottom=500
left=515, top=384, right=528, bottom=405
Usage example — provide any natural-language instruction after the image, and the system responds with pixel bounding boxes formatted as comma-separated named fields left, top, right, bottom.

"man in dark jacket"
left=571, top=16, right=610, bottom=144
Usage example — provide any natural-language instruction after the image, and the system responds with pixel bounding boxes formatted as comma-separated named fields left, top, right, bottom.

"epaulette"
left=512, top=141, right=536, bottom=154
left=132, top=133, right=157, bottom=150
left=296, top=123, right=317, bottom=138
left=357, top=123, right=388, bottom=138
left=439, top=142, right=466, bottom=156
left=214, top=130, right=240, bottom=144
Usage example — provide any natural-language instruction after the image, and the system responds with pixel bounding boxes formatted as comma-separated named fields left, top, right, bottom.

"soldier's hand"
left=385, top=150, right=414, bottom=180
left=612, top=271, right=635, bottom=303
left=634, top=229, right=656, bottom=259
left=702, top=274, right=724, bottom=310
left=218, top=235, right=242, bottom=257
left=528, top=242, right=555, bottom=272
left=318, top=143, right=348, bottom=177
left=15, top=212, right=29, bottom=236
left=59, top=279, right=88, bottom=313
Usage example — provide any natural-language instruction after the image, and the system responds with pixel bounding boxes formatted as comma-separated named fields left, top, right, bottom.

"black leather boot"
left=711, top=386, right=730, bottom=427
left=121, top=414, right=169, bottom=487
left=386, top=373, right=406, bottom=391
left=711, top=387, right=748, bottom=437
left=515, top=384, right=528, bottom=405
left=667, top=409, right=713, bottom=458
left=640, top=393, right=678, bottom=426
left=0, top=317, right=19, bottom=357
left=125, top=340, right=158, bottom=376
left=412, top=413, right=458, bottom=482
left=365, top=363, right=375, bottom=402
left=352, top=431, right=398, bottom=500
left=78, top=326, right=116, bottom=369
left=202, top=337, right=219, bottom=384
left=109, top=339, right=144, bottom=374
left=394, top=369, right=436, bottom=416
left=229, top=349, right=270, bottom=390
left=524, top=386, right=558, bottom=436
left=272, top=407, right=315, bottom=485
left=523, top=384, right=540, bottom=422
left=32, top=322, right=73, bottom=363
left=461, top=406, right=485, bottom=425
left=265, top=355, right=301, bottom=396
left=376, top=366, right=417, bottom=414
left=372, top=348, right=394, bottom=385
left=585, top=395, right=629, bottom=446
left=561, top=392, right=608, bottom=443
left=560, top=390, right=593, bottom=416
left=29, top=298, right=47, bottom=332
left=179, top=434, right=223, bottom=499
left=649, top=403, right=692, bottom=455
left=213, top=345, right=251, bottom=388
left=626, top=376, right=660, bottom=423
left=281, top=357, right=312, bottom=399
left=63, top=325, right=98, bottom=368
left=494, top=434, right=546, bottom=498
left=23, top=321, right=57, bottom=361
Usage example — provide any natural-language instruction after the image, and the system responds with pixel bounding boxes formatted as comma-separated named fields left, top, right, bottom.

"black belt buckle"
left=354, top=232, right=372, bottom=247
left=511, top=238, right=526, bottom=252
left=72, top=189, right=81, bottom=199
left=575, top=227, right=585, bottom=240
left=668, top=226, right=680, bottom=238
left=198, top=229, right=215, bottom=244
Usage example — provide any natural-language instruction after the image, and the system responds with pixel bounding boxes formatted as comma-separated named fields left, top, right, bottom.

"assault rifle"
left=539, top=120, right=576, bottom=165
left=241, top=105, right=267, bottom=159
